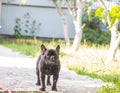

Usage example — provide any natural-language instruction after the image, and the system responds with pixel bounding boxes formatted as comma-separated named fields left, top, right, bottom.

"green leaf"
left=116, top=82, right=120, bottom=90
left=110, top=17, right=116, bottom=28
left=110, top=5, right=120, bottom=27
left=95, top=8, right=108, bottom=24
left=95, top=8, right=105, bottom=17
left=100, top=11, right=108, bottom=24
left=110, top=5, right=120, bottom=18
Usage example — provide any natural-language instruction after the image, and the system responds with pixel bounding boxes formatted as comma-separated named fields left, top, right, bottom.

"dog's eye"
left=53, top=55, right=58, bottom=60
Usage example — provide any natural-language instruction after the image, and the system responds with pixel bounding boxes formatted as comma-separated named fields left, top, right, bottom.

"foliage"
left=14, top=12, right=41, bottom=38
left=95, top=5, right=120, bottom=28
left=110, top=5, right=120, bottom=27
left=83, top=27, right=111, bottom=45
left=83, top=10, right=110, bottom=45
left=14, top=18, right=22, bottom=38
left=95, top=8, right=108, bottom=24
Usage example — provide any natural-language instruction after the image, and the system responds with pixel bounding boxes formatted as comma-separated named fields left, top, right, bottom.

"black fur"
left=36, top=44, right=60, bottom=91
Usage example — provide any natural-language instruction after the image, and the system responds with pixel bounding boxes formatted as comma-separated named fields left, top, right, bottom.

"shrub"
left=82, top=10, right=111, bottom=45
left=14, top=12, right=41, bottom=38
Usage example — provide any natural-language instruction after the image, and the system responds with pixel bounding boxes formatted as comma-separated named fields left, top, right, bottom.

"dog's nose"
left=51, top=56, right=55, bottom=60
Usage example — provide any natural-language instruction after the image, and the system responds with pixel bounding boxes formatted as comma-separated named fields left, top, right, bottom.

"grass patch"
left=0, top=40, right=40, bottom=57
left=68, top=66, right=120, bottom=83
left=68, top=64, right=120, bottom=93
left=0, top=39, right=66, bottom=57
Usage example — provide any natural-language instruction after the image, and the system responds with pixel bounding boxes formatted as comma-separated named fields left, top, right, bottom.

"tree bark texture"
left=66, top=0, right=83, bottom=51
left=107, top=20, right=120, bottom=63
left=52, top=0, right=70, bottom=46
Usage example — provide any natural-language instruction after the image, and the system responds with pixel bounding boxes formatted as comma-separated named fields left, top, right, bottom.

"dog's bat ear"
left=56, top=45, right=60, bottom=54
left=41, top=44, right=47, bottom=54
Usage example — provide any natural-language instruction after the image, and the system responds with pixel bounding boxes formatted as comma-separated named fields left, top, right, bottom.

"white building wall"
left=0, top=0, right=75, bottom=38
left=2, top=0, right=54, bottom=6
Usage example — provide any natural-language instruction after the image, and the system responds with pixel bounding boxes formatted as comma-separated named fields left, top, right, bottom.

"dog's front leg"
left=52, top=74, right=59, bottom=91
left=36, top=56, right=41, bottom=85
left=40, top=73, right=46, bottom=91
left=36, top=68, right=41, bottom=85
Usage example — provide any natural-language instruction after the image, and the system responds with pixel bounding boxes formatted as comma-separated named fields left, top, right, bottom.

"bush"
left=14, top=12, right=41, bottom=38
left=82, top=10, right=111, bottom=45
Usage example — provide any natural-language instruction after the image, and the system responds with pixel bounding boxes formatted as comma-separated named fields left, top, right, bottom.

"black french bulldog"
left=36, top=44, right=60, bottom=91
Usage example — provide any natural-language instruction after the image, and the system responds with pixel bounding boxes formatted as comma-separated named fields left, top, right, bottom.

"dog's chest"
left=44, top=66, right=55, bottom=75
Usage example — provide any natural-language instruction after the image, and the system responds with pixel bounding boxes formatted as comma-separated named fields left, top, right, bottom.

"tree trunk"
left=52, top=1, right=70, bottom=46
left=99, top=0, right=120, bottom=63
left=72, top=0, right=83, bottom=51
left=107, top=20, right=120, bottom=63
left=61, top=11, right=70, bottom=46
left=72, top=21, right=82, bottom=51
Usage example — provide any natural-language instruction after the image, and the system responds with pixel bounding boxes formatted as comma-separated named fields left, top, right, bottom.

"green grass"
left=68, top=66, right=120, bottom=83
left=0, top=40, right=40, bottom=57
left=0, top=39, right=66, bottom=57
left=67, top=64, right=120, bottom=93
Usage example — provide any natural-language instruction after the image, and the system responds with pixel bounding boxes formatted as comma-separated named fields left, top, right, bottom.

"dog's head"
left=41, top=44, right=60, bottom=65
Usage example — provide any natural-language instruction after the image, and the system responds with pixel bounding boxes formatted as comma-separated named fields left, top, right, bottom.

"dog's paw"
left=52, top=87, right=57, bottom=91
left=36, top=82, right=41, bottom=86
left=40, top=87, right=45, bottom=91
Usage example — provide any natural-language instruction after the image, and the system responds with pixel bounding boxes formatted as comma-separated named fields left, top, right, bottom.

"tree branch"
left=82, top=23, right=86, bottom=30
left=99, top=0, right=107, bottom=10
left=73, top=0, right=77, bottom=20
left=52, top=0, right=62, bottom=16
left=65, top=0, right=77, bottom=21
left=66, top=0, right=73, bottom=15
left=99, top=0, right=111, bottom=27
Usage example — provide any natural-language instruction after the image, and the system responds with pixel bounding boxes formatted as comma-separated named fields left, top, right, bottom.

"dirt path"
left=0, top=45, right=105, bottom=93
